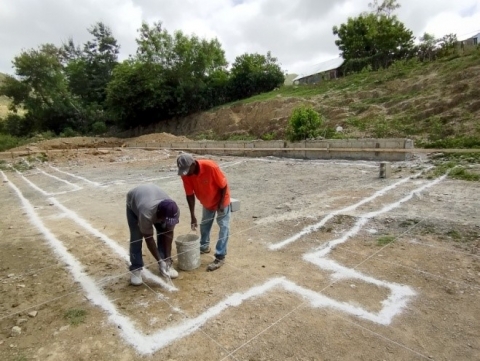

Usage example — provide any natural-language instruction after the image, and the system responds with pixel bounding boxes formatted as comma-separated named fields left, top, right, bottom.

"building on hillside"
left=292, top=57, right=344, bottom=85
left=458, top=32, right=479, bottom=47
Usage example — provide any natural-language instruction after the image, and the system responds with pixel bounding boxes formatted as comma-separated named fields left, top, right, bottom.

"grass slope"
left=0, top=72, right=10, bottom=118
left=226, top=50, right=480, bottom=148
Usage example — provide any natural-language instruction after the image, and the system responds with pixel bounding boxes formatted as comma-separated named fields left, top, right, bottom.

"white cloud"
left=0, top=0, right=479, bottom=75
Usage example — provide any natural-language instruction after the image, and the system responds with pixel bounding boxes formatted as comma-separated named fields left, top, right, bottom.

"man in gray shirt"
left=126, top=184, right=180, bottom=285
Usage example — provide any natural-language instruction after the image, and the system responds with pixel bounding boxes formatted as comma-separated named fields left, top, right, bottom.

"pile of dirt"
left=7, top=133, right=192, bottom=152
left=128, top=132, right=192, bottom=144
left=10, top=137, right=125, bottom=152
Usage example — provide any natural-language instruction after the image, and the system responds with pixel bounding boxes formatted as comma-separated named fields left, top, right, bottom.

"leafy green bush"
left=0, top=133, right=20, bottom=151
left=261, top=132, right=276, bottom=141
left=1, top=113, right=35, bottom=137
left=91, top=121, right=107, bottom=135
left=418, top=136, right=480, bottom=149
left=60, top=127, right=78, bottom=138
left=286, top=105, right=323, bottom=141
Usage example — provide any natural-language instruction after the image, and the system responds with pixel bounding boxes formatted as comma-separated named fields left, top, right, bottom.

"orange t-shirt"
left=181, top=159, right=230, bottom=211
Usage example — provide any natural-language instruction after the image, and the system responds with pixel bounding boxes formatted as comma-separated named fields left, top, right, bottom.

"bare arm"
left=186, top=194, right=197, bottom=230
left=217, top=186, right=227, bottom=211
left=159, top=227, right=174, bottom=262
left=143, top=234, right=161, bottom=262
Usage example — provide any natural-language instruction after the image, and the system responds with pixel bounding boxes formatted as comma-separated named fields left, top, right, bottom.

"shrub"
left=286, top=105, right=323, bottom=141
left=2, top=113, right=35, bottom=137
left=91, top=121, right=107, bottom=135
left=60, top=127, right=78, bottom=138
left=0, top=133, right=20, bottom=151
left=261, top=132, right=276, bottom=140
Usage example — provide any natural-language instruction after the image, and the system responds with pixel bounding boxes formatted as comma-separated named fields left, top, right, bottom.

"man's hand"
left=190, top=215, right=198, bottom=231
left=217, top=203, right=224, bottom=213
left=159, top=260, right=169, bottom=278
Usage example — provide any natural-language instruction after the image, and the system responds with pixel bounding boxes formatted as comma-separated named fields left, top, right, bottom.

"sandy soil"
left=7, top=132, right=192, bottom=153
left=0, top=148, right=479, bottom=361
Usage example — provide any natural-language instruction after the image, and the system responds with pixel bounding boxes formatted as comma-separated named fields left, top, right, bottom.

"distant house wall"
left=458, top=33, right=479, bottom=48
left=294, top=68, right=340, bottom=85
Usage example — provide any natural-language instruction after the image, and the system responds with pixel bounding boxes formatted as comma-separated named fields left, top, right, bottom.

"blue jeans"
left=127, top=206, right=167, bottom=271
left=200, top=204, right=231, bottom=260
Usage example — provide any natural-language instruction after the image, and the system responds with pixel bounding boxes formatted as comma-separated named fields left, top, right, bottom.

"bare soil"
left=0, top=148, right=479, bottom=361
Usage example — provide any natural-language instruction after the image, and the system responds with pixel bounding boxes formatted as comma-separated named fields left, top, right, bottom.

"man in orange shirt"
left=177, top=153, right=231, bottom=271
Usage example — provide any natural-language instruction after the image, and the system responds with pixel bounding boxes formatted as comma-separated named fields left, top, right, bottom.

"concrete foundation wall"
left=127, top=138, right=414, bottom=162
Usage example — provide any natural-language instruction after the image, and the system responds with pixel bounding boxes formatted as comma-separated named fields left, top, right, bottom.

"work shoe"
left=130, top=269, right=142, bottom=286
left=200, top=246, right=211, bottom=254
left=207, top=259, right=224, bottom=272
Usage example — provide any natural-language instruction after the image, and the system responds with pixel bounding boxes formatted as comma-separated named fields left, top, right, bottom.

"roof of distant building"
left=458, top=32, right=480, bottom=41
left=293, top=57, right=344, bottom=82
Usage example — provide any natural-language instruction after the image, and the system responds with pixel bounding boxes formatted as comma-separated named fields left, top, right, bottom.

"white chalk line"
left=0, top=165, right=446, bottom=356
left=34, top=167, right=82, bottom=190
left=269, top=168, right=431, bottom=250
left=300, top=176, right=446, bottom=324
left=204, top=190, right=444, bottom=360
left=48, top=164, right=101, bottom=186
left=2, top=169, right=433, bottom=356
left=48, top=197, right=175, bottom=291
left=335, top=245, right=480, bottom=291
left=12, top=170, right=82, bottom=196
left=246, top=156, right=380, bottom=168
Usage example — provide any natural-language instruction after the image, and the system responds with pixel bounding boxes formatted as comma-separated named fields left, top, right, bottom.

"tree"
left=439, top=33, right=458, bottom=56
left=106, top=60, right=173, bottom=128
left=107, top=21, right=230, bottom=128
left=64, top=22, right=120, bottom=105
left=333, top=13, right=414, bottom=72
left=229, top=51, right=285, bottom=100
left=368, top=0, right=401, bottom=17
left=417, top=32, right=438, bottom=61
left=0, top=44, right=81, bottom=134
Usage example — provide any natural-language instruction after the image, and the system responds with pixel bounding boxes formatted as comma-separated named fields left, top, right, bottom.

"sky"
left=0, top=0, right=479, bottom=76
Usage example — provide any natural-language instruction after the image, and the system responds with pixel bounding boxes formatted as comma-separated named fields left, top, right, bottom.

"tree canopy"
left=1, top=20, right=285, bottom=135
left=333, top=1, right=414, bottom=72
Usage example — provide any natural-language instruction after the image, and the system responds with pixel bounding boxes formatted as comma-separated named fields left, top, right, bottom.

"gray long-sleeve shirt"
left=126, top=184, right=170, bottom=235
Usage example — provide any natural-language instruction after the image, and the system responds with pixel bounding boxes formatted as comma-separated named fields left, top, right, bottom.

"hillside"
left=2, top=52, right=480, bottom=150
left=140, top=51, right=480, bottom=148
left=0, top=72, right=9, bottom=118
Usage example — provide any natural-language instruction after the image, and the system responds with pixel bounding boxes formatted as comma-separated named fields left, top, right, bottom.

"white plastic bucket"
left=175, top=234, right=201, bottom=271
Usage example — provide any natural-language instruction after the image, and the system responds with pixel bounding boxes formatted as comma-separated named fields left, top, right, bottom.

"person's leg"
left=127, top=206, right=143, bottom=271
left=214, top=204, right=231, bottom=260
left=200, top=206, right=215, bottom=252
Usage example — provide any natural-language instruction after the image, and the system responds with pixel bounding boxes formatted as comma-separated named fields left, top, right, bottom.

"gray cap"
left=177, top=153, right=195, bottom=175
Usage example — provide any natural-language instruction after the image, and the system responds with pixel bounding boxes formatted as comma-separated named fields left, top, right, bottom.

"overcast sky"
left=1, top=0, right=479, bottom=76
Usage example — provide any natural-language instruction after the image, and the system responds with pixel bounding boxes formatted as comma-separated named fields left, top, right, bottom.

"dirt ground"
left=0, top=146, right=479, bottom=361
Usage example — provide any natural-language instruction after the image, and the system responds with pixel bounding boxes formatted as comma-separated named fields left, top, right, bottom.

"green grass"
left=418, top=137, right=480, bottom=149
left=10, top=160, right=34, bottom=172
left=205, top=50, right=480, bottom=145
left=426, top=160, right=480, bottom=181
left=0, top=133, right=21, bottom=151
left=11, top=355, right=27, bottom=361
left=377, top=235, right=395, bottom=246
left=64, top=308, right=87, bottom=326
left=446, top=229, right=461, bottom=240
left=399, top=219, right=420, bottom=227
left=0, top=160, right=9, bottom=171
